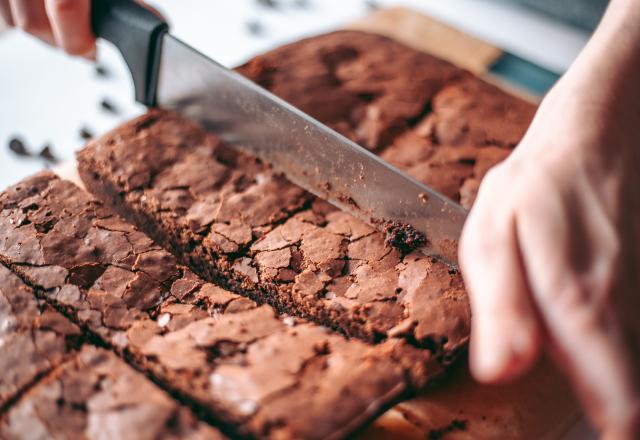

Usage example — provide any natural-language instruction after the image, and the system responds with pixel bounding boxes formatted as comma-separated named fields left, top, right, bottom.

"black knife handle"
left=91, top=0, right=168, bottom=106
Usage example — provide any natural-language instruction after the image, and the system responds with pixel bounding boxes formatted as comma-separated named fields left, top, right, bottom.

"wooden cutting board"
left=56, top=7, right=581, bottom=439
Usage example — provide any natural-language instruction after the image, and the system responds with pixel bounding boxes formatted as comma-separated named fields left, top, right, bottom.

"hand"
left=459, top=1, right=640, bottom=437
left=1, top=0, right=94, bottom=56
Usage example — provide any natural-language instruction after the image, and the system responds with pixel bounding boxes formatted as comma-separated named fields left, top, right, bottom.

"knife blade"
left=92, top=0, right=468, bottom=267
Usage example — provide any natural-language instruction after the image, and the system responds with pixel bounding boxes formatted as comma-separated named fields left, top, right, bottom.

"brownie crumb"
left=100, top=99, right=119, bottom=114
left=79, top=127, right=94, bottom=141
left=383, top=220, right=426, bottom=253
left=427, top=419, right=468, bottom=440
left=338, top=194, right=359, bottom=209
left=8, top=137, right=30, bottom=157
left=38, top=145, right=58, bottom=164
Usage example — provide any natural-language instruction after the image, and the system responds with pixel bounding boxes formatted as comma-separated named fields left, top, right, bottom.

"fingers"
left=460, top=165, right=542, bottom=383
left=0, top=0, right=13, bottom=27
left=45, top=0, right=94, bottom=56
left=515, top=176, right=640, bottom=431
left=8, top=0, right=54, bottom=43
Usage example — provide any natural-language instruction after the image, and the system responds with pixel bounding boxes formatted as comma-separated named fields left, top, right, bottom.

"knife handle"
left=91, top=0, right=168, bottom=106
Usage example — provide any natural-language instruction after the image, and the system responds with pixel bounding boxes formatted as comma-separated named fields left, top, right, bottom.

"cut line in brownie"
left=0, top=264, right=82, bottom=412
left=0, top=172, right=439, bottom=439
left=0, top=346, right=226, bottom=440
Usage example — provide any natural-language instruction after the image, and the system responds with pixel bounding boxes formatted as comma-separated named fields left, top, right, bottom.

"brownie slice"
left=0, top=172, right=437, bottom=439
left=78, top=109, right=471, bottom=359
left=0, top=346, right=225, bottom=440
left=0, top=264, right=81, bottom=409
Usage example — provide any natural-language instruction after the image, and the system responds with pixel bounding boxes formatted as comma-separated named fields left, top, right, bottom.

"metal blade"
left=156, top=36, right=468, bottom=266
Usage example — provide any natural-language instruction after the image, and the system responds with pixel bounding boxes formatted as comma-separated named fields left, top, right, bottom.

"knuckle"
left=48, top=0, right=77, bottom=14
left=17, top=18, right=47, bottom=34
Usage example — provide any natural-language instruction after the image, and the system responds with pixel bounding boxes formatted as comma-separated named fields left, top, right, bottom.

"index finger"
left=45, top=0, right=94, bottom=56
left=0, top=0, right=13, bottom=27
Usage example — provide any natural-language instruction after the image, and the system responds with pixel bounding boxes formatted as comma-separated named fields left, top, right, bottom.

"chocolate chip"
left=100, top=99, right=119, bottom=114
left=95, top=64, right=109, bottom=77
left=364, top=0, right=381, bottom=11
left=8, top=137, right=30, bottom=157
left=256, top=0, right=278, bottom=8
left=39, top=145, right=59, bottom=164
left=247, top=20, right=265, bottom=36
left=79, top=127, right=94, bottom=141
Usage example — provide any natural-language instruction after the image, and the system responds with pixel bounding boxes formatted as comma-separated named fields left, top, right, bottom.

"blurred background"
left=0, top=0, right=606, bottom=188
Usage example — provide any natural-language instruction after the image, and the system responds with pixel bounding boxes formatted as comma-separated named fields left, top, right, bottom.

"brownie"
left=379, top=77, right=536, bottom=207
left=0, top=264, right=81, bottom=409
left=236, top=31, right=462, bottom=151
left=0, top=346, right=226, bottom=440
left=0, top=172, right=438, bottom=439
left=78, top=110, right=470, bottom=359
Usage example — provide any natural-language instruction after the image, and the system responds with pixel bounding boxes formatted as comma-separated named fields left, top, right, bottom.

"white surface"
left=0, top=0, right=592, bottom=190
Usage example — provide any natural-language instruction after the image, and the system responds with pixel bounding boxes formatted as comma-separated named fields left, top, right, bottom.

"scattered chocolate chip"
left=256, top=0, right=278, bottom=8
left=246, top=20, right=265, bottom=36
left=94, top=64, right=109, bottom=77
left=38, top=145, right=59, bottom=164
left=8, top=137, right=30, bottom=157
left=79, top=127, right=94, bottom=141
left=100, top=99, right=119, bottom=114
left=364, top=0, right=381, bottom=11
left=418, top=192, right=429, bottom=203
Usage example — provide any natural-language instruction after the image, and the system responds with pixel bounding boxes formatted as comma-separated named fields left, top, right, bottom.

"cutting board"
left=55, top=7, right=583, bottom=440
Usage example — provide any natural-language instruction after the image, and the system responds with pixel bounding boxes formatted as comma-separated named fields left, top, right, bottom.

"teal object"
left=489, top=52, right=561, bottom=96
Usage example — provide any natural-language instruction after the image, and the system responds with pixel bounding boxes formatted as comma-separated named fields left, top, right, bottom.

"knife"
left=92, top=0, right=468, bottom=267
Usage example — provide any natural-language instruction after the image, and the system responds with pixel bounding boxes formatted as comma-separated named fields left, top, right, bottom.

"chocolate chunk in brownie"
left=0, top=172, right=437, bottom=439
left=0, top=264, right=81, bottom=408
left=0, top=347, right=226, bottom=440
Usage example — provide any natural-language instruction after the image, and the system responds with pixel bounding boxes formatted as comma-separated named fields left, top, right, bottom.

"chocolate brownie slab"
left=0, top=264, right=81, bottom=409
left=0, top=172, right=437, bottom=439
left=1, top=346, right=225, bottom=440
